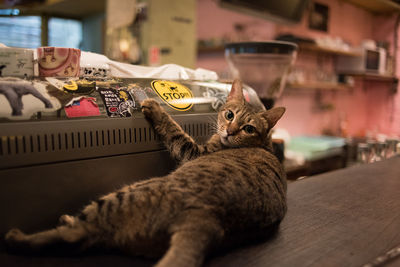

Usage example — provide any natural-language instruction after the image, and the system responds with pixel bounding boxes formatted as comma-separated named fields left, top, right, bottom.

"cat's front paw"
left=141, top=99, right=164, bottom=122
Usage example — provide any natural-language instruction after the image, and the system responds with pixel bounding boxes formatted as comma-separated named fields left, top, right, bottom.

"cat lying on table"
left=5, top=79, right=287, bottom=267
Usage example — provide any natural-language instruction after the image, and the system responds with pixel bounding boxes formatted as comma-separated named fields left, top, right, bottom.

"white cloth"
left=81, top=51, right=219, bottom=81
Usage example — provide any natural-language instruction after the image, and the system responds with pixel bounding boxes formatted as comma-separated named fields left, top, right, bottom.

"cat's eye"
left=225, top=110, right=234, bottom=121
left=243, top=125, right=256, bottom=134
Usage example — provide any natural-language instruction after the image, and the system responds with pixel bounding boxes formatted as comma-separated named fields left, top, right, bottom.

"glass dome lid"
left=225, top=41, right=298, bottom=55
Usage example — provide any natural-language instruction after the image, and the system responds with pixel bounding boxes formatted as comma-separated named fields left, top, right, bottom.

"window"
left=0, top=16, right=82, bottom=49
left=0, top=16, right=41, bottom=48
left=48, top=18, right=82, bottom=49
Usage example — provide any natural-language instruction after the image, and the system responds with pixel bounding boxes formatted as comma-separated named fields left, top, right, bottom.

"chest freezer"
left=0, top=77, right=265, bottom=235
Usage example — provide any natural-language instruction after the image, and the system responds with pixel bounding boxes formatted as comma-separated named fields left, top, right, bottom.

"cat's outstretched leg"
left=156, top=213, right=224, bottom=267
left=5, top=215, right=88, bottom=253
left=141, top=99, right=204, bottom=163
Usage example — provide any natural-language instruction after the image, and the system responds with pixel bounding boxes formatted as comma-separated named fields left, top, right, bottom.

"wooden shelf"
left=197, top=43, right=361, bottom=57
left=288, top=74, right=398, bottom=91
left=340, top=73, right=399, bottom=82
left=288, top=82, right=353, bottom=90
left=16, top=0, right=106, bottom=19
left=298, top=43, right=361, bottom=57
left=197, top=45, right=224, bottom=54
left=342, top=0, right=400, bottom=13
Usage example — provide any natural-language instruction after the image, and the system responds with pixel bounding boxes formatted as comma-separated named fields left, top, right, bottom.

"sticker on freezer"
left=151, top=80, right=193, bottom=111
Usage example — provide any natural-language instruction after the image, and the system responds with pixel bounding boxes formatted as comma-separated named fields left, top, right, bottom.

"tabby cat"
left=5, top=79, right=287, bottom=267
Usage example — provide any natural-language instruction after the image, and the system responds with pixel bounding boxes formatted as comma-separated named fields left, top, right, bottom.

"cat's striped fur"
left=5, top=79, right=287, bottom=267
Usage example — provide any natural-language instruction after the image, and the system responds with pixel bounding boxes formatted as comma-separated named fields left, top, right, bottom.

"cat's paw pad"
left=59, top=215, right=75, bottom=226
left=5, top=228, right=26, bottom=242
left=141, top=99, right=163, bottom=120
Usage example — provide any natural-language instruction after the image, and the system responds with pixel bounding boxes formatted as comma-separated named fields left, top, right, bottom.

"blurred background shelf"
left=288, top=74, right=398, bottom=91
left=341, top=73, right=399, bottom=82
left=288, top=82, right=354, bottom=90
left=3, top=0, right=106, bottom=19
left=197, top=45, right=225, bottom=54
left=298, top=43, right=361, bottom=57
left=198, top=43, right=363, bottom=57
left=342, top=0, right=400, bottom=13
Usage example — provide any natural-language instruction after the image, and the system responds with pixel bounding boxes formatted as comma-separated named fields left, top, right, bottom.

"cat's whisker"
left=207, top=114, right=218, bottom=123
left=211, top=126, right=219, bottom=134
left=207, top=116, right=218, bottom=126
left=203, top=115, right=218, bottom=134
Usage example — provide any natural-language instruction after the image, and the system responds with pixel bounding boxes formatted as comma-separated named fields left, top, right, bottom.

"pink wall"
left=196, top=0, right=400, bottom=138
left=368, top=16, right=400, bottom=136
left=276, top=0, right=374, bottom=46
left=197, top=0, right=276, bottom=42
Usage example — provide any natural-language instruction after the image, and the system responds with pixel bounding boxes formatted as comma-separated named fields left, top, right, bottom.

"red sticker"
left=64, top=97, right=100, bottom=118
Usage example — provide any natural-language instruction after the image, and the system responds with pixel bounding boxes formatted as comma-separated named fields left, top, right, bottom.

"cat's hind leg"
left=5, top=215, right=88, bottom=253
left=155, top=212, right=224, bottom=267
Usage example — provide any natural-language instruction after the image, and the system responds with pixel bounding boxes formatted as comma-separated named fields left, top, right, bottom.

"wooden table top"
left=1, top=156, right=400, bottom=267
left=207, top=156, right=400, bottom=267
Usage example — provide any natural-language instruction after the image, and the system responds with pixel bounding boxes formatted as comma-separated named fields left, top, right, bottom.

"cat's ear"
left=227, top=79, right=245, bottom=103
left=262, top=107, right=285, bottom=129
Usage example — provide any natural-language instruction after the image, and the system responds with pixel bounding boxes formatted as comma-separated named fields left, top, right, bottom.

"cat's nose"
left=227, top=124, right=239, bottom=136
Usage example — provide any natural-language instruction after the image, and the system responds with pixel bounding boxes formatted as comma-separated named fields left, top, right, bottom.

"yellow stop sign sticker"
left=151, top=80, right=194, bottom=111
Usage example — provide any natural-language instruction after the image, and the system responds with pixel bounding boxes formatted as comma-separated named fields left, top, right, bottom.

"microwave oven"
left=336, top=47, right=387, bottom=75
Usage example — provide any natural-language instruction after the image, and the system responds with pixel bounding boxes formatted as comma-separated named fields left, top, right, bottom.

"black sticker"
left=98, top=88, right=135, bottom=117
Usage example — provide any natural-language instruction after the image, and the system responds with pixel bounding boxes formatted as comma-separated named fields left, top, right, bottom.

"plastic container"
left=225, top=41, right=297, bottom=108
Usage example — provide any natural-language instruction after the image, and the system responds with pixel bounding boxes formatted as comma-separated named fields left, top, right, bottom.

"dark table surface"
left=2, top=156, right=400, bottom=267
